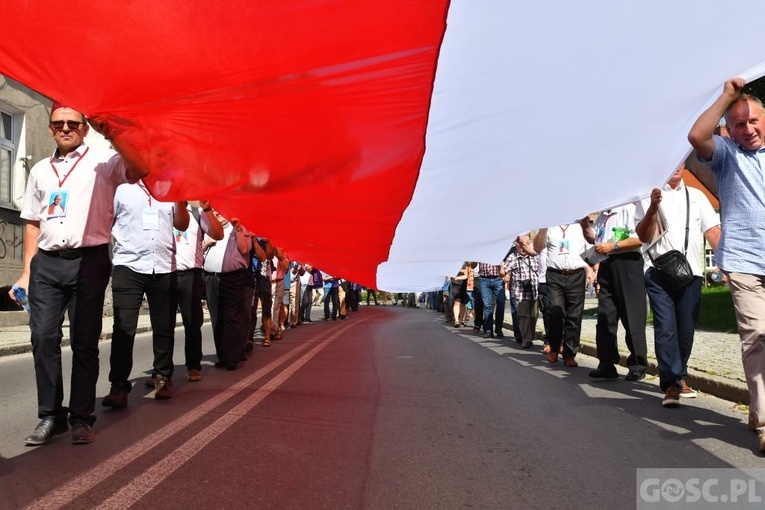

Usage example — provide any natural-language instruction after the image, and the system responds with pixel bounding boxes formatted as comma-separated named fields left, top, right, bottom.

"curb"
left=501, top=320, right=750, bottom=406
left=0, top=325, right=155, bottom=358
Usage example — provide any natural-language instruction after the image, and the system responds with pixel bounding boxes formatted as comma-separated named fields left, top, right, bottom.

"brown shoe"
left=662, top=386, right=681, bottom=408
left=102, top=384, right=129, bottom=409
left=154, top=375, right=172, bottom=400
left=546, top=351, right=558, bottom=364
left=187, top=369, right=202, bottom=382
left=563, top=357, right=578, bottom=368
left=522, top=341, right=533, bottom=350
left=680, top=379, right=697, bottom=398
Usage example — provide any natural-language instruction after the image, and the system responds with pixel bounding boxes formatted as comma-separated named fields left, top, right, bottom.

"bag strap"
left=682, top=186, right=690, bottom=256
left=646, top=185, right=690, bottom=262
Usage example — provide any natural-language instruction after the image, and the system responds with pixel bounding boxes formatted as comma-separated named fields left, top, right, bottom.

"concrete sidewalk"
left=0, top=312, right=192, bottom=357
left=0, top=300, right=750, bottom=406
left=503, top=296, right=749, bottom=406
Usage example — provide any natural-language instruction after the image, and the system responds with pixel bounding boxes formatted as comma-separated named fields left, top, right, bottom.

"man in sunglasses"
left=9, top=102, right=149, bottom=446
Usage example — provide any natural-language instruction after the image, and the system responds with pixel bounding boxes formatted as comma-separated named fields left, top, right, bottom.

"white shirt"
left=543, top=223, right=589, bottom=270
left=111, top=181, right=177, bottom=274
left=593, top=204, right=641, bottom=254
left=175, top=206, right=212, bottom=271
left=21, top=143, right=130, bottom=250
left=203, top=223, right=249, bottom=273
left=635, top=180, right=719, bottom=276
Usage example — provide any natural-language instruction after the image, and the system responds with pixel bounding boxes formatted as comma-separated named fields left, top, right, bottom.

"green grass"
left=697, top=285, right=738, bottom=333
left=583, top=284, right=738, bottom=333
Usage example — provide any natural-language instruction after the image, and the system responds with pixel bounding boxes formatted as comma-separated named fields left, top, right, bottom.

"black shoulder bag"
left=647, top=186, right=695, bottom=291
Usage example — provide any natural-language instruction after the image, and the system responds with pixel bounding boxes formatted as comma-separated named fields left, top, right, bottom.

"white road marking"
left=25, top=320, right=364, bottom=510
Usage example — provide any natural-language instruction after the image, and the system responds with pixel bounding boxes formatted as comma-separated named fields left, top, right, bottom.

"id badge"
left=46, top=189, right=69, bottom=219
left=142, top=207, right=159, bottom=230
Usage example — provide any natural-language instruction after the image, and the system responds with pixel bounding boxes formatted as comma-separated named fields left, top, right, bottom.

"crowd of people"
left=8, top=77, right=765, bottom=455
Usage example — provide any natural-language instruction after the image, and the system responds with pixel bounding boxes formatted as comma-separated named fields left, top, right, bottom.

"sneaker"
left=187, top=369, right=202, bottom=382
left=244, top=340, right=254, bottom=354
left=102, top=384, right=129, bottom=409
left=626, top=371, right=646, bottom=382
left=154, top=375, right=172, bottom=400
left=71, top=423, right=95, bottom=445
left=680, top=379, right=697, bottom=398
left=589, top=368, right=618, bottom=379
left=482, top=331, right=493, bottom=339
left=662, top=386, right=681, bottom=408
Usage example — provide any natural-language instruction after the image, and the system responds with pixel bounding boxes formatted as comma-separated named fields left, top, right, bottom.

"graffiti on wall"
left=0, top=220, right=24, bottom=262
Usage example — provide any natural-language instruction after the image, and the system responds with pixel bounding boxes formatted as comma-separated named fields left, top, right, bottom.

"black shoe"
left=102, top=384, right=130, bottom=409
left=626, top=371, right=646, bottom=382
left=225, top=361, right=238, bottom=371
left=24, top=417, right=69, bottom=446
left=214, top=360, right=226, bottom=368
left=71, top=423, right=95, bottom=445
left=589, top=368, right=619, bottom=380
left=239, top=353, right=248, bottom=362
left=324, top=317, right=330, bottom=321
left=495, top=331, right=504, bottom=338
left=244, top=340, right=254, bottom=354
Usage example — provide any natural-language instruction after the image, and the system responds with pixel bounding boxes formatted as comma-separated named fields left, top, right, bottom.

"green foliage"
left=697, top=285, right=738, bottom=333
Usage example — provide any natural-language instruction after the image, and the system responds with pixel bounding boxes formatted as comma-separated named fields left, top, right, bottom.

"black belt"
left=40, top=245, right=104, bottom=260
left=548, top=267, right=584, bottom=276
left=205, top=271, right=223, bottom=277
left=483, top=275, right=502, bottom=279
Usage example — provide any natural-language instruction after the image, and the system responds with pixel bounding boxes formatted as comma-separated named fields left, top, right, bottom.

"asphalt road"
left=0, top=305, right=762, bottom=509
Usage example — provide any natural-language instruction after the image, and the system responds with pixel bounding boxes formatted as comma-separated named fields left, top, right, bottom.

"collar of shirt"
left=51, top=142, right=88, bottom=162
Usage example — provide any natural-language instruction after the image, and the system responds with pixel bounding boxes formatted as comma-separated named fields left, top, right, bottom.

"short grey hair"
left=724, top=94, right=765, bottom=125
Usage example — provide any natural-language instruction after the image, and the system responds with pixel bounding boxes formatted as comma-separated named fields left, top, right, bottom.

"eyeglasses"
left=50, top=120, right=84, bottom=130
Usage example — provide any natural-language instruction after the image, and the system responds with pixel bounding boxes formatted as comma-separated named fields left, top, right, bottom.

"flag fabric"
left=2, top=1, right=763, bottom=291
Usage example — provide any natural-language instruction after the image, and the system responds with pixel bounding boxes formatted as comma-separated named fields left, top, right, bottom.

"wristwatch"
left=614, top=242, right=620, bottom=252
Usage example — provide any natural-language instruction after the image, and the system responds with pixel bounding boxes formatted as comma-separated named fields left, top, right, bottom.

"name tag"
left=142, top=208, right=159, bottom=230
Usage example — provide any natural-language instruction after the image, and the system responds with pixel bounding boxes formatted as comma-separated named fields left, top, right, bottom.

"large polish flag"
left=2, top=1, right=763, bottom=291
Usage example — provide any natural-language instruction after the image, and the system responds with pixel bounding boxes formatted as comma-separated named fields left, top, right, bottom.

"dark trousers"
left=324, top=286, right=339, bottom=319
left=517, top=299, right=539, bottom=342
left=473, top=278, right=484, bottom=330
left=644, top=268, right=702, bottom=391
left=510, top=295, right=521, bottom=340
left=110, top=266, right=177, bottom=384
left=177, top=268, right=204, bottom=371
left=366, top=289, right=378, bottom=305
left=206, top=269, right=247, bottom=364
left=538, top=282, right=550, bottom=339
left=29, top=245, right=110, bottom=426
left=546, top=269, right=586, bottom=358
left=595, top=254, right=648, bottom=373
left=250, top=275, right=272, bottom=338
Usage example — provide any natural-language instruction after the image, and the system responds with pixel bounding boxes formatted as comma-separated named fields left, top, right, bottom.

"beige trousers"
left=728, top=272, right=765, bottom=429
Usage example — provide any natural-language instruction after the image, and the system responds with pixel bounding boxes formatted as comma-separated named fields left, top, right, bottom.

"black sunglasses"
left=50, top=120, right=84, bottom=130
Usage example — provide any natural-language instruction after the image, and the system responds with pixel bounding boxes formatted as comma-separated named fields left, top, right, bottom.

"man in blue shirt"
left=689, top=77, right=765, bottom=451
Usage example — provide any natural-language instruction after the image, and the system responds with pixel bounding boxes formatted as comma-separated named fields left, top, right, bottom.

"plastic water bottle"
left=12, top=284, right=31, bottom=314
left=612, top=227, right=630, bottom=242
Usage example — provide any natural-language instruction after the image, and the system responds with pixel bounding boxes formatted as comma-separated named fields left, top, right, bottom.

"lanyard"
left=137, top=182, right=152, bottom=207
left=560, top=224, right=570, bottom=238
left=49, top=147, right=89, bottom=188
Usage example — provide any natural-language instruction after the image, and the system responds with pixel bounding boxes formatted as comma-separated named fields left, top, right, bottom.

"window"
left=0, top=110, right=14, bottom=205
